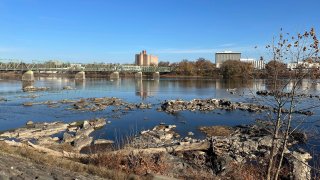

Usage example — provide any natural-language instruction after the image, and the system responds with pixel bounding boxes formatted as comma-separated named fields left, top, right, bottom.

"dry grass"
left=84, top=151, right=170, bottom=176
left=199, top=126, right=233, bottom=137
left=48, top=142, right=75, bottom=152
left=225, top=161, right=265, bottom=180
left=180, top=166, right=216, bottom=180
left=0, top=141, right=130, bottom=179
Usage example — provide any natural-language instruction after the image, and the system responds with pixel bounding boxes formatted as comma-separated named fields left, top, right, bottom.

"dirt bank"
left=0, top=151, right=105, bottom=180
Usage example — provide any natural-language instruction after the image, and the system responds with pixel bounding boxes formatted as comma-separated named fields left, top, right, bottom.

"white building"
left=287, top=61, right=320, bottom=70
left=240, top=58, right=265, bottom=70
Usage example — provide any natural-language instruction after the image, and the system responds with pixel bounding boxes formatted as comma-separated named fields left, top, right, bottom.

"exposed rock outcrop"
left=160, top=98, right=314, bottom=116
left=23, top=86, right=50, bottom=92
left=160, top=99, right=270, bottom=113
left=256, top=90, right=320, bottom=99
left=0, top=118, right=108, bottom=152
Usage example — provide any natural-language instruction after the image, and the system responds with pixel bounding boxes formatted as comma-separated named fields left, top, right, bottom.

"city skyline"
left=0, top=0, right=319, bottom=63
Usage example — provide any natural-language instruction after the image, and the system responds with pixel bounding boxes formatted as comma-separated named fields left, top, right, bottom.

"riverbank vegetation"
left=254, top=27, right=320, bottom=180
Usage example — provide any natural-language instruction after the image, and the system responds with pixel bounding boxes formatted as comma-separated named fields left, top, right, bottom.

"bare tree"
left=255, top=28, right=319, bottom=180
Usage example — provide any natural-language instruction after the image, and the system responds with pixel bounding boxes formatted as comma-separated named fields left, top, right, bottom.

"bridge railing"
left=0, top=63, right=172, bottom=73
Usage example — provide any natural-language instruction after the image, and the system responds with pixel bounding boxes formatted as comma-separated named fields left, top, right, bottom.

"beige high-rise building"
left=135, top=50, right=158, bottom=66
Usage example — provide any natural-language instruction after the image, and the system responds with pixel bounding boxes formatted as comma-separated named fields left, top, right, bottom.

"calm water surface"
left=0, top=77, right=319, bottom=142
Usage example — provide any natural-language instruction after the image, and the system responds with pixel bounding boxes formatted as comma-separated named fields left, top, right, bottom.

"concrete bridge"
left=0, top=61, right=172, bottom=80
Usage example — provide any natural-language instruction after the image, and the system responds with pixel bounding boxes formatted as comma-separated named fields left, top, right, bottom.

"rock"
left=73, top=135, right=93, bottom=151
left=59, top=99, right=77, bottom=104
left=37, top=137, right=59, bottom=145
left=52, top=137, right=60, bottom=141
left=0, top=97, right=7, bottom=102
left=89, top=118, right=106, bottom=129
left=23, top=102, right=33, bottom=106
left=168, top=125, right=176, bottom=129
left=67, top=126, right=78, bottom=132
left=69, top=122, right=78, bottom=126
left=291, top=151, right=312, bottom=180
left=161, top=98, right=309, bottom=116
left=187, top=132, right=194, bottom=136
left=23, top=86, right=49, bottom=92
left=76, top=126, right=94, bottom=137
left=71, top=97, right=125, bottom=111
left=158, top=133, right=173, bottom=140
left=83, top=121, right=90, bottom=129
left=94, top=139, right=114, bottom=145
left=73, top=100, right=89, bottom=110
left=0, top=174, right=9, bottom=180
left=211, top=155, right=228, bottom=174
left=179, top=141, right=190, bottom=145
left=141, top=130, right=150, bottom=135
left=63, top=132, right=75, bottom=143
left=0, top=122, right=68, bottom=139
left=62, top=86, right=73, bottom=90
left=137, top=103, right=147, bottom=109
left=258, top=136, right=273, bottom=147
left=26, top=120, right=34, bottom=126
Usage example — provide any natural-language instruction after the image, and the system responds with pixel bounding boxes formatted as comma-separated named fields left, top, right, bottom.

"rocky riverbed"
left=126, top=122, right=312, bottom=179
left=0, top=119, right=313, bottom=179
left=160, top=98, right=314, bottom=115
left=18, top=95, right=314, bottom=116
left=21, top=96, right=153, bottom=113
left=0, top=118, right=109, bottom=152
left=0, top=95, right=317, bottom=179
left=256, top=90, right=320, bottom=99
left=23, top=86, right=50, bottom=92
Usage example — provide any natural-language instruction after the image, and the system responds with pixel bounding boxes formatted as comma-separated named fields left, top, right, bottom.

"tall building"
left=135, top=50, right=158, bottom=66
left=240, top=58, right=265, bottom=69
left=215, top=51, right=241, bottom=68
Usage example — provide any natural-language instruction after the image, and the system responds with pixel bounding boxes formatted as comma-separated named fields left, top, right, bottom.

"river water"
left=0, top=77, right=319, bottom=146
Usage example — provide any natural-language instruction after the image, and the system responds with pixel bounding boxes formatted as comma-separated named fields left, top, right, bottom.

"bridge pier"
left=135, top=72, right=142, bottom=79
left=75, top=71, right=85, bottom=80
left=153, top=72, right=160, bottom=79
left=22, top=70, right=35, bottom=81
left=110, top=72, right=119, bottom=79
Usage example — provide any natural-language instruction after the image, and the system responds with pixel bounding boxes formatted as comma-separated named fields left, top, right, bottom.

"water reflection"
left=215, top=79, right=257, bottom=90
left=135, top=79, right=159, bottom=99
left=110, top=78, right=121, bottom=87
left=22, top=80, right=34, bottom=89
left=5, top=77, right=320, bottom=101
left=266, top=79, right=319, bottom=93
left=75, top=80, right=86, bottom=89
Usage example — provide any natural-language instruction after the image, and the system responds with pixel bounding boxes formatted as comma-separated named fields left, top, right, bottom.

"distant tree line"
left=161, top=58, right=320, bottom=79
left=159, top=58, right=217, bottom=77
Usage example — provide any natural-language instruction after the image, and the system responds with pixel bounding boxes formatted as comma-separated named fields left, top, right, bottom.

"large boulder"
left=291, top=151, right=312, bottom=180
left=73, top=135, right=93, bottom=151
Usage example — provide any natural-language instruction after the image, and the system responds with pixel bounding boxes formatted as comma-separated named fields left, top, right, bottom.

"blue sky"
left=0, top=0, right=319, bottom=63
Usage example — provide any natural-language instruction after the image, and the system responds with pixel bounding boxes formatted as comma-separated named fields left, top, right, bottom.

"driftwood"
left=3, top=140, right=88, bottom=158
left=115, top=142, right=210, bottom=155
